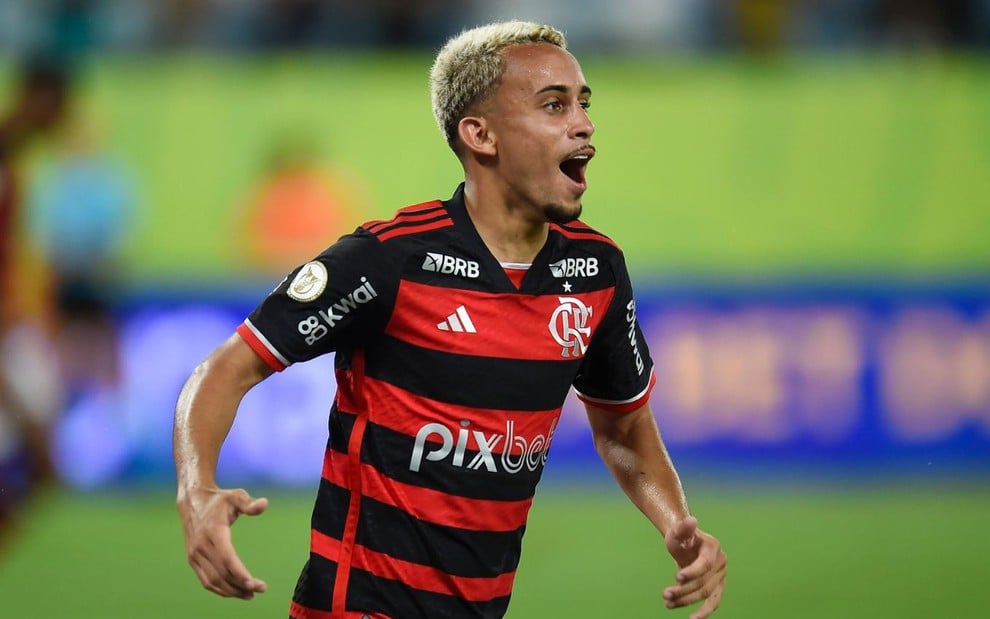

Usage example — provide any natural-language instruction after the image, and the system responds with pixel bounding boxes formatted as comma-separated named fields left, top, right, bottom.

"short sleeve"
left=572, top=252, right=656, bottom=412
left=236, top=229, right=397, bottom=370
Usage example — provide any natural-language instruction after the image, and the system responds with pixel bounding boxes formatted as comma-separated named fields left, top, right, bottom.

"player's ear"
left=457, top=115, right=496, bottom=157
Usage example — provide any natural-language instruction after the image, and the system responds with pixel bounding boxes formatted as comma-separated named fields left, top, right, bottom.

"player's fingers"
left=206, top=527, right=264, bottom=597
left=665, top=564, right=726, bottom=609
left=663, top=568, right=707, bottom=602
left=689, top=580, right=724, bottom=619
left=227, top=488, right=269, bottom=518
left=219, top=541, right=268, bottom=595
left=190, top=553, right=246, bottom=598
left=675, top=536, right=725, bottom=583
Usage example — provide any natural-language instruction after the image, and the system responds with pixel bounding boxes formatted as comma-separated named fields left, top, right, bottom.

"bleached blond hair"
left=430, top=21, right=567, bottom=151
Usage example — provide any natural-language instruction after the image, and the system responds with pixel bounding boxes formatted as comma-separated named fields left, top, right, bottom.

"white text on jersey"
left=422, top=252, right=480, bottom=279
left=409, top=418, right=558, bottom=474
left=296, top=277, right=377, bottom=345
left=549, top=257, right=598, bottom=278
left=626, top=299, right=645, bottom=375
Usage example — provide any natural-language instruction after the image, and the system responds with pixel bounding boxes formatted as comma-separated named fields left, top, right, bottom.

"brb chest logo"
left=409, top=418, right=558, bottom=474
left=548, top=296, right=594, bottom=358
left=549, top=257, right=598, bottom=278
left=422, top=252, right=480, bottom=279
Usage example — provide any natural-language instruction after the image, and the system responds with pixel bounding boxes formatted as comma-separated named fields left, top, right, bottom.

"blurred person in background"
left=27, top=107, right=135, bottom=404
left=239, top=134, right=366, bottom=276
left=0, top=59, right=69, bottom=548
left=174, top=21, right=725, bottom=619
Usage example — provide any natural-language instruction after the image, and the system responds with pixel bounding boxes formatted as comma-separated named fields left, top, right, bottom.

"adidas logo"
left=436, top=305, right=477, bottom=333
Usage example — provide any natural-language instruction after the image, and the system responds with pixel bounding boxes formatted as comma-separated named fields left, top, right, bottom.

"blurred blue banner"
left=53, top=282, right=990, bottom=488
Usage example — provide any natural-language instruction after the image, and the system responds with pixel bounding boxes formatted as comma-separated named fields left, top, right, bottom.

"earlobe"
left=457, top=116, right=497, bottom=157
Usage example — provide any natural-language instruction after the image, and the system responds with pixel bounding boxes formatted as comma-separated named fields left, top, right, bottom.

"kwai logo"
left=625, top=299, right=645, bottom=375
left=296, top=276, right=377, bottom=345
left=548, top=296, right=593, bottom=358
left=409, top=418, right=558, bottom=474
left=422, top=252, right=480, bottom=279
left=549, top=257, right=598, bottom=278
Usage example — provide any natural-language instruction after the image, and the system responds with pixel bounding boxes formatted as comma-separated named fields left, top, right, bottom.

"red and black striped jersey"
left=237, top=184, right=656, bottom=619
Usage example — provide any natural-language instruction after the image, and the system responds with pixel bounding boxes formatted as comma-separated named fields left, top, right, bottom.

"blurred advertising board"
left=50, top=282, right=990, bottom=488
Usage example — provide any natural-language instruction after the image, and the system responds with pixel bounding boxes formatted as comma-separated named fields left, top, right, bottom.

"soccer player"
left=174, top=21, right=727, bottom=619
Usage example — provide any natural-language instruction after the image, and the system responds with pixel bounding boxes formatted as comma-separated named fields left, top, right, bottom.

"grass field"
left=1, top=482, right=988, bottom=618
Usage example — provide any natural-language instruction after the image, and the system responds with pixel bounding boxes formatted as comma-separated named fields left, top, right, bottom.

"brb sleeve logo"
left=548, top=296, right=593, bottom=358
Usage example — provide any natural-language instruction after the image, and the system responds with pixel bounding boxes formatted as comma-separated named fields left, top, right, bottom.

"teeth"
left=572, top=155, right=589, bottom=160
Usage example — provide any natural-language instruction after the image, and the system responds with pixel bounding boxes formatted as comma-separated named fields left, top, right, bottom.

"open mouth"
left=559, top=149, right=594, bottom=187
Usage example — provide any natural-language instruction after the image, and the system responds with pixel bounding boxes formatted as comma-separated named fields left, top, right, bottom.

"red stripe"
left=375, top=218, right=454, bottom=242
left=339, top=377, right=561, bottom=455
left=290, top=601, right=392, bottom=619
left=323, top=453, right=534, bottom=532
left=366, top=209, right=447, bottom=233
left=384, top=281, right=615, bottom=360
left=332, top=352, right=370, bottom=615
left=235, top=323, right=286, bottom=371
left=312, top=530, right=516, bottom=603
left=550, top=223, right=619, bottom=249
left=577, top=371, right=657, bottom=413
left=364, top=201, right=443, bottom=232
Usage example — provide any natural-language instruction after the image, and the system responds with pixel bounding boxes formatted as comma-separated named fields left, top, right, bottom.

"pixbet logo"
left=549, top=257, right=598, bottom=278
left=409, top=418, right=558, bottom=474
left=422, top=252, right=480, bottom=279
left=548, top=296, right=593, bottom=358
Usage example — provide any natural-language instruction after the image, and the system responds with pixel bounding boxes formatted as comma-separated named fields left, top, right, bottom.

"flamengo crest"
left=548, top=296, right=593, bottom=358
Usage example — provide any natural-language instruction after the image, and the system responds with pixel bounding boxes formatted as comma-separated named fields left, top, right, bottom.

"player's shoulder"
left=359, top=199, right=454, bottom=244
left=550, top=219, right=624, bottom=256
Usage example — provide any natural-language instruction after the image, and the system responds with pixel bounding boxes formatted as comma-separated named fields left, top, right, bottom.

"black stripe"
left=328, top=410, right=547, bottom=500
left=355, top=494, right=524, bottom=578
left=555, top=221, right=606, bottom=236
left=365, top=205, right=446, bottom=231
left=361, top=419, right=547, bottom=502
left=366, top=335, right=579, bottom=410
left=327, top=404, right=353, bottom=454
left=370, top=213, right=452, bottom=237
left=346, top=567, right=512, bottom=619
left=311, top=477, right=349, bottom=539
left=291, top=554, right=337, bottom=612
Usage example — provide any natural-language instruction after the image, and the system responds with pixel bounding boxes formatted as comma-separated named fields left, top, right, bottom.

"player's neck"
left=463, top=179, right=548, bottom=264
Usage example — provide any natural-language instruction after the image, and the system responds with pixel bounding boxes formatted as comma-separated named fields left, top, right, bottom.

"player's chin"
left=542, top=200, right=582, bottom=225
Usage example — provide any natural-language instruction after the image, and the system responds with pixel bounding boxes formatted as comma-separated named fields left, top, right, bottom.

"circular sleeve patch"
left=287, top=261, right=328, bottom=302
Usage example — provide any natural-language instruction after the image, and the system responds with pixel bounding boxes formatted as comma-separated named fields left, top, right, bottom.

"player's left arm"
left=586, top=402, right=727, bottom=619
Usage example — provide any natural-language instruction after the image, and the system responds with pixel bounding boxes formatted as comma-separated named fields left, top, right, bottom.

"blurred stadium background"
left=1, top=1, right=989, bottom=617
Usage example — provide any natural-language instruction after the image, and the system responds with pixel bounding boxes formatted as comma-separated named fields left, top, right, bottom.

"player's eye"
left=580, top=99, right=592, bottom=110
left=544, top=100, right=563, bottom=112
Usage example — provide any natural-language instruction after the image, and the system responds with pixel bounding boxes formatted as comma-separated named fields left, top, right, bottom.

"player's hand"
left=177, top=486, right=269, bottom=600
left=662, top=516, right=726, bottom=619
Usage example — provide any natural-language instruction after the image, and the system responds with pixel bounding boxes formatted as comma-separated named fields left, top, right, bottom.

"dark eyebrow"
left=536, top=84, right=592, bottom=96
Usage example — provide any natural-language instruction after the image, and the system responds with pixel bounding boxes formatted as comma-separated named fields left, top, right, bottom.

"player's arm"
left=585, top=402, right=726, bottom=619
left=173, top=333, right=273, bottom=600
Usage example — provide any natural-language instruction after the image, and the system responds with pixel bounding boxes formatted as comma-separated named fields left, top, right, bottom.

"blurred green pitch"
left=1, top=484, right=987, bottom=618
left=7, top=53, right=983, bottom=282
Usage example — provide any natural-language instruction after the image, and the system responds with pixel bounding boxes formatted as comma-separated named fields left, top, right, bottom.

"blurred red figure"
left=241, top=139, right=366, bottom=274
left=0, top=59, right=70, bottom=546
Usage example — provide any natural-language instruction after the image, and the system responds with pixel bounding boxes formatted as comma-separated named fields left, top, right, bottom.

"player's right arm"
left=173, top=333, right=274, bottom=600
